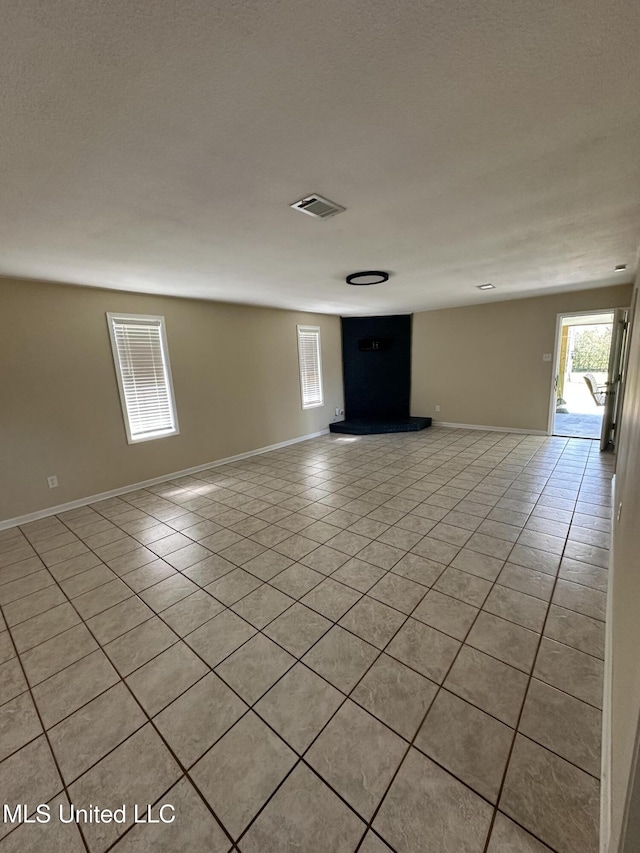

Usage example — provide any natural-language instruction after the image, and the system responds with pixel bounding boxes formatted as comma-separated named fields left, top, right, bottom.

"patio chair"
left=584, top=373, right=607, bottom=406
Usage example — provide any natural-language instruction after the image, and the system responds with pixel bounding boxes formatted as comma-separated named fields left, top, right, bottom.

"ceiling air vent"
left=290, top=194, right=345, bottom=220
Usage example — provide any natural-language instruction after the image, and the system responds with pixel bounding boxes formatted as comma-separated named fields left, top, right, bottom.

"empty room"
left=2, top=2, right=640, bottom=852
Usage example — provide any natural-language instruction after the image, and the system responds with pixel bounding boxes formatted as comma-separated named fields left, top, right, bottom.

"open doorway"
left=551, top=311, right=614, bottom=438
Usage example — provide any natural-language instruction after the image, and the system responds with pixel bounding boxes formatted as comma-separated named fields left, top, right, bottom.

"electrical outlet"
left=335, top=407, right=344, bottom=417
left=435, top=405, right=441, bottom=412
left=47, top=475, right=58, bottom=489
left=543, top=353, right=552, bottom=362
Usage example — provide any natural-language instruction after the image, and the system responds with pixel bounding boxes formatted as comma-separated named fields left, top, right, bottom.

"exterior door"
left=600, top=307, right=631, bottom=451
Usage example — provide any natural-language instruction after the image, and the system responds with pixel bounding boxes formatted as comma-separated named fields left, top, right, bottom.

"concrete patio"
left=553, top=411, right=603, bottom=439
left=553, top=373, right=605, bottom=439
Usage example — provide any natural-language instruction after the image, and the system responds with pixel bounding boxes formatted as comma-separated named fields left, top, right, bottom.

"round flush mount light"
left=614, top=264, right=627, bottom=271
left=346, top=270, right=389, bottom=286
left=477, top=283, right=495, bottom=290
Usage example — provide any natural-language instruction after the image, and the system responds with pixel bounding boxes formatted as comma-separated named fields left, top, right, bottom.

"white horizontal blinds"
left=110, top=317, right=177, bottom=439
left=297, top=326, right=323, bottom=408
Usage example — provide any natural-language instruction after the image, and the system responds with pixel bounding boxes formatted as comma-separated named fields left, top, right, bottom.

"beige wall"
left=411, top=284, right=633, bottom=431
left=0, top=277, right=343, bottom=522
left=608, top=274, right=640, bottom=852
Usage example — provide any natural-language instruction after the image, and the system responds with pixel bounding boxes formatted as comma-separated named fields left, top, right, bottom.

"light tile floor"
left=0, top=427, right=611, bottom=852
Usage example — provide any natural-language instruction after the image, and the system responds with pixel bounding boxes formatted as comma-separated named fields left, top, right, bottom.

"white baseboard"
left=0, top=429, right=330, bottom=531
left=435, top=421, right=548, bottom=436
left=601, top=475, right=616, bottom=853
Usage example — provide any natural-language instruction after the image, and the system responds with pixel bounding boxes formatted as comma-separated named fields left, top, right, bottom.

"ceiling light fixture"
left=477, top=283, right=495, bottom=290
left=614, top=264, right=627, bottom=271
left=346, top=271, right=389, bottom=286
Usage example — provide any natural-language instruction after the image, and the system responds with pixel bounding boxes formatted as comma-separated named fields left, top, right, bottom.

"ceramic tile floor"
left=0, top=427, right=611, bottom=853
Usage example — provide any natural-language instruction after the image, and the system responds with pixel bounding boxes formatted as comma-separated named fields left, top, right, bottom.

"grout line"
left=35, top=513, right=239, bottom=850
left=0, top=428, right=612, bottom=850
left=0, top=598, right=92, bottom=853
left=320, top=436, right=549, bottom=845
left=481, top=441, right=599, bottom=853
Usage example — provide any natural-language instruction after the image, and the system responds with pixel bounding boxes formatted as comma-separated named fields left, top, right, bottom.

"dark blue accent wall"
left=341, top=315, right=412, bottom=420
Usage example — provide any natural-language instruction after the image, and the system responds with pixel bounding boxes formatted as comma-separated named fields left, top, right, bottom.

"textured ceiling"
left=2, top=0, right=640, bottom=314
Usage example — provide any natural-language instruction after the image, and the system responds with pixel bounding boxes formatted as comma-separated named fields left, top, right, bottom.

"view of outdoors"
left=554, top=318, right=613, bottom=439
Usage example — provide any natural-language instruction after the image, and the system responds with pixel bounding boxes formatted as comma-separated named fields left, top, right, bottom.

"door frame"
left=547, top=308, right=617, bottom=436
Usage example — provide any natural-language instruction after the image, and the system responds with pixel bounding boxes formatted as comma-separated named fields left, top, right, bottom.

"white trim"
left=547, top=312, right=564, bottom=436
left=106, top=312, right=180, bottom=444
left=547, top=308, right=617, bottom=437
left=0, top=429, right=330, bottom=531
left=435, top=421, right=548, bottom=435
left=601, top=475, right=616, bottom=853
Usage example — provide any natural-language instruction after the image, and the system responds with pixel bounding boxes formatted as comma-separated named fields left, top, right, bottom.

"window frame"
left=296, top=324, right=324, bottom=410
left=106, top=312, right=180, bottom=444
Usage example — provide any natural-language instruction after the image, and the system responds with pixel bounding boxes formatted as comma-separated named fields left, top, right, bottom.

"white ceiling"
left=2, top=0, right=640, bottom=315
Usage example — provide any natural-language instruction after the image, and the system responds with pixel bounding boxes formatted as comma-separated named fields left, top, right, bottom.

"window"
left=107, top=313, right=179, bottom=443
left=297, top=325, right=323, bottom=409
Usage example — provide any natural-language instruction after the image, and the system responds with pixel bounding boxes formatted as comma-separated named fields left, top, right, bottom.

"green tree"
left=571, top=327, right=612, bottom=372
